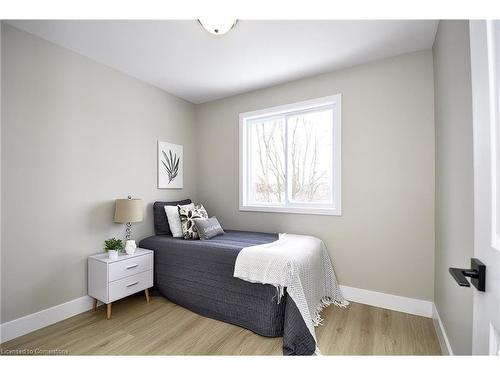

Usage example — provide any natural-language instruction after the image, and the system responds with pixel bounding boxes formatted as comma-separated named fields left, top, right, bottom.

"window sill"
left=239, top=205, right=342, bottom=216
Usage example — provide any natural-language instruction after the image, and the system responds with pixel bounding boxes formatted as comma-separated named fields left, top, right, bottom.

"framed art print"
left=158, top=141, right=183, bottom=188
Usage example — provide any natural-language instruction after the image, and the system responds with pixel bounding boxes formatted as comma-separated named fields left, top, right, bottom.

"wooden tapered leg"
left=145, top=288, right=150, bottom=304
left=106, top=303, right=112, bottom=320
left=92, top=298, right=98, bottom=312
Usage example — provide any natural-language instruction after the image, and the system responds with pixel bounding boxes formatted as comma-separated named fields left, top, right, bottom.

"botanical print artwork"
left=163, top=149, right=179, bottom=183
left=158, top=141, right=183, bottom=188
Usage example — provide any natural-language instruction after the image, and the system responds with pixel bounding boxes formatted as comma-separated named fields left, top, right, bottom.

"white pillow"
left=164, top=203, right=194, bottom=237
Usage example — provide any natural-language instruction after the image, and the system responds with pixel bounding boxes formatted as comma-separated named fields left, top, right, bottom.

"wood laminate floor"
left=1, top=295, right=441, bottom=355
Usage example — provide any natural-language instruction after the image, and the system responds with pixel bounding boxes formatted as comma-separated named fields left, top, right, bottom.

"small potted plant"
left=104, top=238, right=123, bottom=259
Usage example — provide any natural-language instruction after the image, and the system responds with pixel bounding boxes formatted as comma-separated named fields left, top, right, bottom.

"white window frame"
left=239, top=94, right=342, bottom=216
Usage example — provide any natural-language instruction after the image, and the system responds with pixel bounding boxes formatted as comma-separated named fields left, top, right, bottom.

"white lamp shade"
left=114, top=198, right=143, bottom=223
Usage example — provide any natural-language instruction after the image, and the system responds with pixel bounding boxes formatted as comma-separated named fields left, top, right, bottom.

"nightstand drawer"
left=108, top=253, right=153, bottom=282
left=108, top=270, right=153, bottom=302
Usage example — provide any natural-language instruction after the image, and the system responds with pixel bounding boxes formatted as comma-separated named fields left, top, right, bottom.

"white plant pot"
left=125, top=240, right=137, bottom=255
left=108, top=250, right=118, bottom=260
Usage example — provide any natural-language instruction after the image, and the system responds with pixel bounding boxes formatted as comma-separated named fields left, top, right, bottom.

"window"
left=239, top=94, right=341, bottom=215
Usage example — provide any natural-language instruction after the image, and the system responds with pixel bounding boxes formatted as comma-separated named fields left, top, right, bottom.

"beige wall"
left=433, top=20, right=474, bottom=355
left=1, top=24, right=439, bottom=325
left=1, top=24, right=197, bottom=322
left=195, top=51, right=436, bottom=301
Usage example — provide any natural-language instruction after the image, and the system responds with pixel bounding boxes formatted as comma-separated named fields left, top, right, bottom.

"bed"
left=139, top=200, right=316, bottom=355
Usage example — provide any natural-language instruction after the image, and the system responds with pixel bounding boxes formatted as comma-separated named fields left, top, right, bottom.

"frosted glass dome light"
left=198, top=19, right=237, bottom=36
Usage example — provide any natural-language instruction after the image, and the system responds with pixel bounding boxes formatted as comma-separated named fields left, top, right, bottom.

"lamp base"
left=125, top=240, right=137, bottom=255
left=125, top=222, right=132, bottom=241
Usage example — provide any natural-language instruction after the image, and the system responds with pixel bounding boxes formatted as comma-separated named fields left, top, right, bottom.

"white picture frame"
left=158, top=141, right=183, bottom=189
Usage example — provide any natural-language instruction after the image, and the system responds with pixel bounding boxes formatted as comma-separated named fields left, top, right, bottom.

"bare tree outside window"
left=241, top=95, right=341, bottom=215
left=249, top=109, right=333, bottom=204
left=250, top=118, right=285, bottom=203
left=288, top=110, right=333, bottom=203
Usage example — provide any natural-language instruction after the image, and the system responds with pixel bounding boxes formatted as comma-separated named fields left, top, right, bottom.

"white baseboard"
left=1, top=285, right=434, bottom=344
left=432, top=303, right=453, bottom=355
left=340, top=285, right=433, bottom=318
left=0, top=296, right=97, bottom=343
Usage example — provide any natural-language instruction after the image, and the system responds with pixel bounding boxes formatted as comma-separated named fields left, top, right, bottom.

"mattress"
left=139, top=230, right=315, bottom=355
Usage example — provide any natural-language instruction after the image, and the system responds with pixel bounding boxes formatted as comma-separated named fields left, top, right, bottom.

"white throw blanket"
left=233, top=233, right=348, bottom=354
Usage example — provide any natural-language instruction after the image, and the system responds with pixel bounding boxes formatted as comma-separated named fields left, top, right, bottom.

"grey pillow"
left=193, top=216, right=224, bottom=240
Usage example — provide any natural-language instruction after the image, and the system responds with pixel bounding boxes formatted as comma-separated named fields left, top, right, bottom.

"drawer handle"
left=126, top=281, right=139, bottom=288
left=126, top=264, right=138, bottom=270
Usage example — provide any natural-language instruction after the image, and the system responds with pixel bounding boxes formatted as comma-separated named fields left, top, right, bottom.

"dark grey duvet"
left=139, top=230, right=315, bottom=355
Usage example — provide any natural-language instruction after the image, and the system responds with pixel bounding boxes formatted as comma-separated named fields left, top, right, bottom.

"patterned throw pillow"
left=178, top=204, right=208, bottom=239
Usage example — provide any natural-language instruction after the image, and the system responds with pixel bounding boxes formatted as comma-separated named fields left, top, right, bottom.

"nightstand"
left=88, top=248, right=153, bottom=319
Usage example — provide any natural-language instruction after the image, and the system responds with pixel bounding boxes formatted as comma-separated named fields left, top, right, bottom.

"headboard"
left=153, top=199, right=192, bottom=235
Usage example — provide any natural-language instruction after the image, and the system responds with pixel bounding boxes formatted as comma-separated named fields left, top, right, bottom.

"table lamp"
left=114, top=195, right=143, bottom=241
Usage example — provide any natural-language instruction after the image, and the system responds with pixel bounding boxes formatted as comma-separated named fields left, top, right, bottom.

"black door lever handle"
left=449, top=258, right=486, bottom=292
left=449, top=267, right=474, bottom=287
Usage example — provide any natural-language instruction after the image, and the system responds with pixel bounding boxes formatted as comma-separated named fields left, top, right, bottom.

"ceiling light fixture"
left=198, top=19, right=237, bottom=36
